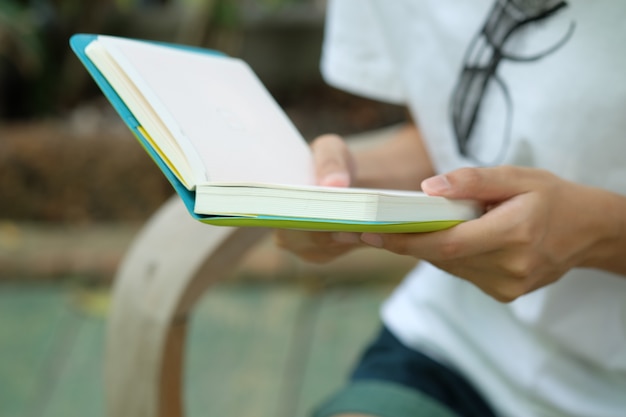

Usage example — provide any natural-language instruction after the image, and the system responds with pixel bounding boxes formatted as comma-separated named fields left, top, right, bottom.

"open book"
left=70, top=34, right=480, bottom=233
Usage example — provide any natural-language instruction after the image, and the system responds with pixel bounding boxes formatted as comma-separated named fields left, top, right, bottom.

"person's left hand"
left=353, top=166, right=620, bottom=302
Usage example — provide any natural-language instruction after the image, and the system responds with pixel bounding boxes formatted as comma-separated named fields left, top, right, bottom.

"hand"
left=274, top=134, right=365, bottom=263
left=357, top=166, right=621, bottom=302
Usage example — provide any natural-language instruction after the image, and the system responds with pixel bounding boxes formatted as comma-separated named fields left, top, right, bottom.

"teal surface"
left=0, top=282, right=389, bottom=417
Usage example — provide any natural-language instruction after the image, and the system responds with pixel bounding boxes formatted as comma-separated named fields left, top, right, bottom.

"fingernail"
left=320, top=172, right=350, bottom=187
left=422, top=175, right=451, bottom=194
left=361, top=233, right=383, bottom=248
left=331, top=232, right=361, bottom=244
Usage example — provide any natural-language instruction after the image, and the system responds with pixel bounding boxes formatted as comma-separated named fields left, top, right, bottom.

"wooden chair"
left=103, top=126, right=409, bottom=417
left=104, top=195, right=269, bottom=417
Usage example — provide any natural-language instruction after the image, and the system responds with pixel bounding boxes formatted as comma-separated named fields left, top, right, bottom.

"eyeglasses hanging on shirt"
left=450, top=0, right=575, bottom=165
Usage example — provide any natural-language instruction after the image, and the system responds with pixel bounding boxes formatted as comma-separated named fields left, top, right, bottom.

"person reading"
left=276, top=1, right=626, bottom=416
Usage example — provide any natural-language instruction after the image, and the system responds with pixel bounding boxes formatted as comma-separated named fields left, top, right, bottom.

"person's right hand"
left=273, top=134, right=365, bottom=263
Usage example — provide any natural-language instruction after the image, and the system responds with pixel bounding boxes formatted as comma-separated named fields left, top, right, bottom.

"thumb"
left=310, top=134, right=355, bottom=187
left=421, top=166, right=536, bottom=201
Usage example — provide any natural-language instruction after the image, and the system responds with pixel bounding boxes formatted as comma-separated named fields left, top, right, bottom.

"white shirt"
left=322, top=1, right=626, bottom=416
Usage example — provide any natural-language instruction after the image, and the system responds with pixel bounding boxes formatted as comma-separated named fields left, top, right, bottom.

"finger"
left=274, top=229, right=334, bottom=252
left=275, top=230, right=360, bottom=250
left=360, top=199, right=526, bottom=260
left=427, top=257, right=513, bottom=300
left=429, top=255, right=536, bottom=303
left=421, top=166, right=551, bottom=202
left=310, top=134, right=354, bottom=187
left=274, top=230, right=364, bottom=263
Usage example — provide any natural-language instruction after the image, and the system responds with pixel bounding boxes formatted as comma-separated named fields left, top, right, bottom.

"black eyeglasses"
left=450, top=0, right=575, bottom=165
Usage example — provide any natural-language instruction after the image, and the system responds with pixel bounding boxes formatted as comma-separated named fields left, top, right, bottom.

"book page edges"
left=136, top=126, right=184, bottom=181
left=95, top=36, right=209, bottom=185
left=130, top=129, right=200, bottom=219
left=84, top=39, right=197, bottom=190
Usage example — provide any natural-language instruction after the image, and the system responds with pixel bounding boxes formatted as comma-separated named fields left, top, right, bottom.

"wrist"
left=578, top=188, right=626, bottom=275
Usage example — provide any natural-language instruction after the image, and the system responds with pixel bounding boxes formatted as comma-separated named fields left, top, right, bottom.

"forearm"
left=352, top=122, right=435, bottom=191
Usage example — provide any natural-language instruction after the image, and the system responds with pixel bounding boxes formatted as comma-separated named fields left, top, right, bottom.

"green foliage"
left=212, top=0, right=241, bottom=28
left=113, top=0, right=142, bottom=13
left=0, top=1, right=160, bottom=119
left=261, top=0, right=306, bottom=10
left=0, top=0, right=43, bottom=76
left=0, top=0, right=309, bottom=119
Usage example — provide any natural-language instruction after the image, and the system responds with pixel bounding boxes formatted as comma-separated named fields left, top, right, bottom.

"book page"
left=97, top=35, right=315, bottom=187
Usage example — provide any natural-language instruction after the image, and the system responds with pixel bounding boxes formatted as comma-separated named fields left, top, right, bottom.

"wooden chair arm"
left=104, top=196, right=268, bottom=417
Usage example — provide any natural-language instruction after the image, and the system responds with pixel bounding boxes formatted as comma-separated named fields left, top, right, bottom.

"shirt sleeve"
left=321, top=0, right=407, bottom=105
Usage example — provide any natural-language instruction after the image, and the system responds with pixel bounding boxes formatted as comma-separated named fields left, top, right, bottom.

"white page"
left=98, top=35, right=315, bottom=187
